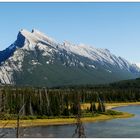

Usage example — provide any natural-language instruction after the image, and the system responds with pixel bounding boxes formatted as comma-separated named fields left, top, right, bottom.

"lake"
left=1, top=105, right=140, bottom=138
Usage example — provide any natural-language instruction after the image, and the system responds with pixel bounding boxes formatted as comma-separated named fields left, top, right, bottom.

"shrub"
left=103, top=110, right=123, bottom=115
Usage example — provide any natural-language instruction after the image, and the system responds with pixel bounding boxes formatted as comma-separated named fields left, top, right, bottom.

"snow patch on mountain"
left=36, top=43, right=53, bottom=57
left=88, top=64, right=96, bottom=69
left=106, top=69, right=112, bottom=73
left=136, top=63, right=140, bottom=68
left=32, top=29, right=57, bottom=46
left=30, top=60, right=41, bottom=65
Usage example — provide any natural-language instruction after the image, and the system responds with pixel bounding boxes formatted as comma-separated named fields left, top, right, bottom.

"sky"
left=0, top=2, right=140, bottom=64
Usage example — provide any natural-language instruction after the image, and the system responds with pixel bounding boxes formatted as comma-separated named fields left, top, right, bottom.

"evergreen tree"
left=90, top=102, right=96, bottom=113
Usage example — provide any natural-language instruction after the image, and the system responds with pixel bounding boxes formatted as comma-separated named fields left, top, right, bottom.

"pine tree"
left=90, top=102, right=96, bottom=113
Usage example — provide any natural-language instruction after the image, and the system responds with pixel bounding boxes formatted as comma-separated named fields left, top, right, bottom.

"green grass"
left=0, top=110, right=125, bottom=121
left=103, top=110, right=123, bottom=115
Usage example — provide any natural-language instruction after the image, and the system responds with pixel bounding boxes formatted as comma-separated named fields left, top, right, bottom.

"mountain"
left=0, top=29, right=139, bottom=87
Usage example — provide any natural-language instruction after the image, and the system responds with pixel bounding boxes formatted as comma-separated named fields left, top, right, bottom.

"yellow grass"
left=0, top=102, right=139, bottom=128
left=81, top=102, right=140, bottom=110
left=0, top=112, right=133, bottom=128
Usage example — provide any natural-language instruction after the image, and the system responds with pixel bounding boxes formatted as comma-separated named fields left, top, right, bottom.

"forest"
left=0, top=78, right=140, bottom=119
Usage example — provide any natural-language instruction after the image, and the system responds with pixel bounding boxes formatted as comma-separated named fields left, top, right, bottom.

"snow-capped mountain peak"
left=20, top=29, right=39, bottom=43
left=14, top=29, right=140, bottom=73
left=0, top=28, right=139, bottom=87
left=32, top=29, right=56, bottom=44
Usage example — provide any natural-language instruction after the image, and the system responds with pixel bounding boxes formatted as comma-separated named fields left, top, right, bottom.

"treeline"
left=0, top=82, right=140, bottom=117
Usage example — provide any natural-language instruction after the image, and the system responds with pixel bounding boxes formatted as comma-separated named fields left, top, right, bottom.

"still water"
left=1, top=105, right=140, bottom=138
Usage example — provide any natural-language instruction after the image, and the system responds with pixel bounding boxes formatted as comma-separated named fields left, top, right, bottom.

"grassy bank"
left=0, top=102, right=138, bottom=128
left=0, top=112, right=133, bottom=128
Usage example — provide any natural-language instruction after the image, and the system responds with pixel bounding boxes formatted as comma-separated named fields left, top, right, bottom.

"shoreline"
left=105, top=102, right=140, bottom=110
left=0, top=102, right=139, bottom=128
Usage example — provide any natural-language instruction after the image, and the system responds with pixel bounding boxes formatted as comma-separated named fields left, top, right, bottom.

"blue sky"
left=0, top=2, right=140, bottom=64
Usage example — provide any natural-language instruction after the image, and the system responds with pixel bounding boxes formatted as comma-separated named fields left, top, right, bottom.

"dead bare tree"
left=96, top=92, right=106, bottom=112
left=72, top=93, right=86, bottom=138
left=16, top=103, right=26, bottom=138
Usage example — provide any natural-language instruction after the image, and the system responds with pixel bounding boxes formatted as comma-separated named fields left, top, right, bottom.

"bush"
left=0, top=113, right=17, bottom=120
left=103, top=110, right=123, bottom=115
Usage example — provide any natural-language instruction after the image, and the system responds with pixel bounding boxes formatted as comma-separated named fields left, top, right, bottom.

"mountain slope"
left=0, top=29, right=139, bottom=87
